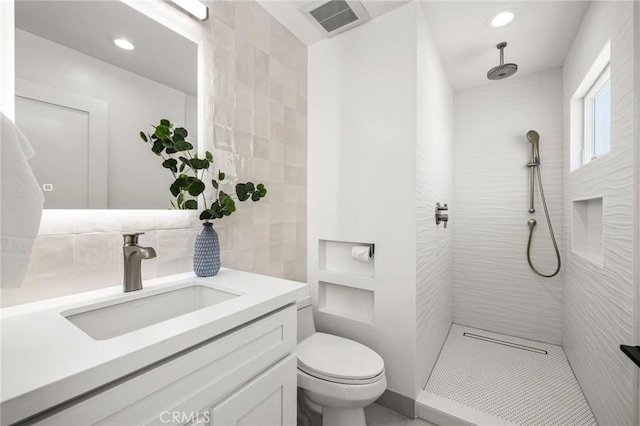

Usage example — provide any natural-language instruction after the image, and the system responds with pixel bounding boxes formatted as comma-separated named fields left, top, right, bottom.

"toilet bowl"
left=296, top=297, right=386, bottom=426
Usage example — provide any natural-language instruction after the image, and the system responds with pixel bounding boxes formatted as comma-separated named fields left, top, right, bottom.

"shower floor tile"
left=417, top=324, right=597, bottom=426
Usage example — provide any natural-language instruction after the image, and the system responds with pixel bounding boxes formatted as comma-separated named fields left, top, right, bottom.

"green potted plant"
left=139, top=119, right=267, bottom=276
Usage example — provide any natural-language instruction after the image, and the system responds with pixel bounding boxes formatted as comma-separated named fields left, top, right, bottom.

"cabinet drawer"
left=32, top=305, right=296, bottom=426
left=210, top=354, right=297, bottom=426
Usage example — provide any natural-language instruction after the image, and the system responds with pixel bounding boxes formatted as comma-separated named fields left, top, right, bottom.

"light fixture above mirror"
left=169, top=0, right=208, bottom=21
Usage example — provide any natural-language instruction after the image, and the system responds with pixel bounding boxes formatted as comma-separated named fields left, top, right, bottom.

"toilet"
left=296, top=296, right=387, bottom=426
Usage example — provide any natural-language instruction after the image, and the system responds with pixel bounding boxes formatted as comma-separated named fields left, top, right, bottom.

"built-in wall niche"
left=318, top=239, right=375, bottom=277
left=318, top=282, right=374, bottom=324
left=572, top=197, right=604, bottom=266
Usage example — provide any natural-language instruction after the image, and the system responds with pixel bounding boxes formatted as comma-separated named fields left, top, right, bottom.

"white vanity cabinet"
left=29, top=305, right=297, bottom=426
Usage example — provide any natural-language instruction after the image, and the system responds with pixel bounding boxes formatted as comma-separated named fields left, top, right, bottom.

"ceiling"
left=257, top=0, right=411, bottom=45
left=15, top=0, right=197, bottom=95
left=420, top=1, right=589, bottom=90
left=258, top=0, right=590, bottom=90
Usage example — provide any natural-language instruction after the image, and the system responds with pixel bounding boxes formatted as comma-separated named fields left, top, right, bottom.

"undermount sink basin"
left=63, top=284, right=239, bottom=340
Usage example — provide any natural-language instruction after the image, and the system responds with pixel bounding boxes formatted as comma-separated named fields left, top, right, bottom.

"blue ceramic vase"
left=193, top=222, right=221, bottom=277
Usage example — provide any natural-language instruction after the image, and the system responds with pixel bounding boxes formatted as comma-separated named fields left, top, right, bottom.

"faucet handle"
left=123, top=232, right=145, bottom=245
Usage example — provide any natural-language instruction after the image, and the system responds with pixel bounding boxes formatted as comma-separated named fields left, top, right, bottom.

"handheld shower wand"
left=526, top=130, right=539, bottom=213
left=524, top=130, right=561, bottom=278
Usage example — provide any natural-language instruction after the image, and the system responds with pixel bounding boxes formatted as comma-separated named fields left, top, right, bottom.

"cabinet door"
left=211, top=354, right=296, bottom=426
left=30, top=306, right=296, bottom=426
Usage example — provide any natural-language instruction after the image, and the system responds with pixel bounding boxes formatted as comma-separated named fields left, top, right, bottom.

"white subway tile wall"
left=1, top=1, right=307, bottom=307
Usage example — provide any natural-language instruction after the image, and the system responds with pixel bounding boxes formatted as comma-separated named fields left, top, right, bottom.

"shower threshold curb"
left=416, top=391, right=518, bottom=426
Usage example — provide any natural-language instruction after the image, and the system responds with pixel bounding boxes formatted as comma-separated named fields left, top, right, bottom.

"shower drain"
left=463, top=332, right=548, bottom=355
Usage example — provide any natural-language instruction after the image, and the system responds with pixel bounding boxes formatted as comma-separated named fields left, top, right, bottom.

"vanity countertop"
left=0, top=268, right=308, bottom=425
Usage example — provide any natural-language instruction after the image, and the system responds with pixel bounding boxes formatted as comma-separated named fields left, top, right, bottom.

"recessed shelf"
left=318, top=239, right=375, bottom=278
left=318, top=281, right=374, bottom=324
left=572, top=197, right=603, bottom=266
left=316, top=271, right=375, bottom=291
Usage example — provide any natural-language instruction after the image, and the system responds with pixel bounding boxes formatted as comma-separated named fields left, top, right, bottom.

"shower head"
left=487, top=42, right=518, bottom=80
left=526, top=130, right=540, bottom=144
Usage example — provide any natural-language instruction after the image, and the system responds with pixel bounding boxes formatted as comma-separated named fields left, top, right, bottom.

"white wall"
left=562, top=2, right=637, bottom=425
left=309, top=2, right=454, bottom=400
left=452, top=69, right=564, bottom=345
left=414, top=4, right=453, bottom=394
left=15, top=29, right=190, bottom=210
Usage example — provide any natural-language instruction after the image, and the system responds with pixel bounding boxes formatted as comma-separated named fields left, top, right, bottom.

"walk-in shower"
left=525, top=130, right=561, bottom=277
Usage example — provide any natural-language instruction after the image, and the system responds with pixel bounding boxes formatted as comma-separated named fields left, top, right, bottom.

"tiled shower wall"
left=414, top=3, right=453, bottom=395
left=1, top=1, right=307, bottom=307
left=561, top=2, right=637, bottom=425
left=452, top=69, right=564, bottom=345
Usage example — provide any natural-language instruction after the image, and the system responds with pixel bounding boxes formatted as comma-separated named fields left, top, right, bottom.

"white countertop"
left=0, top=268, right=308, bottom=425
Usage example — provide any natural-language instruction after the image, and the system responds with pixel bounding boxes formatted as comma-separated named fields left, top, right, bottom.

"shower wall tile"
left=414, top=7, right=454, bottom=396
left=1, top=1, right=307, bottom=307
left=452, top=69, right=564, bottom=345
left=561, top=2, right=637, bottom=425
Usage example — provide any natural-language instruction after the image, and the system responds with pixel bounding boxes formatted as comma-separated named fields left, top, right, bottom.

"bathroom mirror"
left=14, top=0, right=199, bottom=209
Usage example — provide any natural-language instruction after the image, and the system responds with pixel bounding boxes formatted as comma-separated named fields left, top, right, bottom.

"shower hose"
left=527, top=163, right=561, bottom=278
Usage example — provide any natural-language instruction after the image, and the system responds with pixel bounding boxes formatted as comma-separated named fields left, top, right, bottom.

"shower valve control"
left=435, top=203, right=449, bottom=228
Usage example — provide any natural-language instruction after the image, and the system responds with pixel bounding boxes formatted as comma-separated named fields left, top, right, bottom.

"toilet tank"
left=297, top=296, right=316, bottom=343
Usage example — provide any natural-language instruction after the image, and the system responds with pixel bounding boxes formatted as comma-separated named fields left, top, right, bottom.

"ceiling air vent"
left=300, top=0, right=370, bottom=37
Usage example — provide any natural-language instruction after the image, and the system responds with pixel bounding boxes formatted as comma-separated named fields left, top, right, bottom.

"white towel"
left=1, top=111, right=44, bottom=287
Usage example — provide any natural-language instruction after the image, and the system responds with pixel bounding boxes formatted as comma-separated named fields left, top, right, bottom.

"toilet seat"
left=297, top=333, right=384, bottom=385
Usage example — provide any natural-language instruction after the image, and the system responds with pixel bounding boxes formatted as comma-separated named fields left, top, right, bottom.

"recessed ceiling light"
left=489, top=9, right=516, bottom=28
left=113, top=38, right=135, bottom=51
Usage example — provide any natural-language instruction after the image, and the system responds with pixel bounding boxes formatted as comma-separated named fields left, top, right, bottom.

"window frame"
left=583, top=64, right=611, bottom=164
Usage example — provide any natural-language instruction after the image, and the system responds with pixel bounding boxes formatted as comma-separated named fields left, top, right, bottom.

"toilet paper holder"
left=351, top=244, right=374, bottom=262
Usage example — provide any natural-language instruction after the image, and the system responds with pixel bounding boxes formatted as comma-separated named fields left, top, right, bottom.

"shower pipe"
left=525, top=130, right=561, bottom=278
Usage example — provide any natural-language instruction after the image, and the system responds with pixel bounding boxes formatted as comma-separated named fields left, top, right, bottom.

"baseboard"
left=375, top=389, right=415, bottom=419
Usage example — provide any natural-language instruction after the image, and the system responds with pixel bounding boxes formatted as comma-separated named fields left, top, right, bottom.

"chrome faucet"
left=123, top=232, right=156, bottom=292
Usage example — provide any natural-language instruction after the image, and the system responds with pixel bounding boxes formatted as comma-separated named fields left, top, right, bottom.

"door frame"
left=15, top=78, right=108, bottom=209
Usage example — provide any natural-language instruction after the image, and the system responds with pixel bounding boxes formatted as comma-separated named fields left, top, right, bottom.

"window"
left=583, top=65, right=611, bottom=164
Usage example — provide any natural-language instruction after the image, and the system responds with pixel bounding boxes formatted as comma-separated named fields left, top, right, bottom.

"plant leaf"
left=139, top=132, right=148, bottom=142
left=162, top=159, right=178, bottom=173
left=160, top=119, right=171, bottom=127
left=236, top=183, right=249, bottom=201
left=200, top=209, right=213, bottom=220
left=206, top=151, right=213, bottom=161
left=244, top=182, right=255, bottom=193
left=155, top=125, right=170, bottom=139
left=251, top=191, right=261, bottom=201
left=170, top=183, right=181, bottom=197
left=174, top=141, right=193, bottom=152
left=174, top=127, right=188, bottom=138
left=151, top=140, right=164, bottom=155
left=218, top=171, right=225, bottom=180
left=212, top=179, right=218, bottom=189
left=185, top=200, right=198, bottom=209
left=187, top=180, right=205, bottom=196
left=256, top=183, right=267, bottom=197
left=189, top=158, right=209, bottom=170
